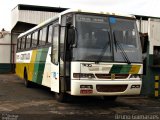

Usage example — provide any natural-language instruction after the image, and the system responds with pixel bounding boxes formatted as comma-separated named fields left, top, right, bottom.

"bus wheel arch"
left=24, top=67, right=31, bottom=88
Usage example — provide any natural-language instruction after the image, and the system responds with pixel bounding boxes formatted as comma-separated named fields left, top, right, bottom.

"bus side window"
left=32, top=31, right=38, bottom=47
left=47, top=25, right=53, bottom=43
left=21, top=37, right=26, bottom=50
left=17, top=38, right=21, bottom=50
left=39, top=27, right=47, bottom=46
left=52, top=26, right=59, bottom=64
left=26, top=35, right=31, bottom=49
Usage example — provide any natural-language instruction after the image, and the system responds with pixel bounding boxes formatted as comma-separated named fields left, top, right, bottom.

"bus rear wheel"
left=24, top=70, right=31, bottom=88
left=55, top=92, right=67, bottom=102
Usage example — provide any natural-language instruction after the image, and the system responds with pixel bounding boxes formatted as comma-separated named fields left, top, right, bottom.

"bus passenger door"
left=51, top=25, right=60, bottom=93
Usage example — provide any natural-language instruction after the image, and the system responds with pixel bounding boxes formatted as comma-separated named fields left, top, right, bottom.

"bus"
left=16, top=9, right=143, bottom=102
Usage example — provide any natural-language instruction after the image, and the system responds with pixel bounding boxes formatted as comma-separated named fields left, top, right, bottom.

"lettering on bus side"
left=19, top=53, right=31, bottom=60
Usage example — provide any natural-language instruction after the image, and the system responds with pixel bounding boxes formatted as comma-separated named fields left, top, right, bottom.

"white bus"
left=16, top=9, right=143, bottom=102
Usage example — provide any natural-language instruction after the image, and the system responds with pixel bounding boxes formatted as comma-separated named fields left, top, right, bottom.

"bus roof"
left=60, top=8, right=135, bottom=18
left=18, top=8, right=135, bottom=38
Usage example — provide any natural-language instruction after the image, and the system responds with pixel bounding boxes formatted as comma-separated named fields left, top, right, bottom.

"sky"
left=0, top=0, right=160, bottom=31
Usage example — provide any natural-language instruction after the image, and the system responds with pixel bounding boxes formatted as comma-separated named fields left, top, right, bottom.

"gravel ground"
left=0, top=74, right=160, bottom=120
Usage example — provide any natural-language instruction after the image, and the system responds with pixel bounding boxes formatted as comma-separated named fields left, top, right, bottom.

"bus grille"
left=95, top=74, right=129, bottom=79
left=96, top=85, right=128, bottom=92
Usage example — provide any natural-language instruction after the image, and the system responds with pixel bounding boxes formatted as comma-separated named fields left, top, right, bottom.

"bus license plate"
left=80, top=90, right=93, bottom=94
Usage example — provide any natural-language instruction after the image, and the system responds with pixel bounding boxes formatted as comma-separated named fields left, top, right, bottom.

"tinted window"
left=39, top=27, right=47, bottom=45
left=17, top=38, right=21, bottom=50
left=52, top=26, right=59, bottom=64
left=48, top=25, right=53, bottom=43
left=32, top=31, right=38, bottom=47
left=21, top=37, right=26, bottom=49
left=74, top=14, right=112, bottom=62
left=110, top=17, right=142, bottom=63
left=26, top=35, right=31, bottom=48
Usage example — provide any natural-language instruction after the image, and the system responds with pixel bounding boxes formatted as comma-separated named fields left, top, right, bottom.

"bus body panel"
left=70, top=61, right=142, bottom=96
left=71, top=80, right=142, bottom=96
left=71, top=62, right=143, bottom=78
left=41, top=47, right=51, bottom=88
left=16, top=47, right=53, bottom=88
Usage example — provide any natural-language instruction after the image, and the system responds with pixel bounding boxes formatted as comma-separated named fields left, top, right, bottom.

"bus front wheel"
left=55, top=92, right=67, bottom=102
left=24, top=70, right=31, bottom=88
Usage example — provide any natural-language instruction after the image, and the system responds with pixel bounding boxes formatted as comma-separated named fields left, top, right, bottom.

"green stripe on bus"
left=120, top=65, right=132, bottom=74
left=32, top=48, right=49, bottom=84
left=109, top=65, right=132, bottom=74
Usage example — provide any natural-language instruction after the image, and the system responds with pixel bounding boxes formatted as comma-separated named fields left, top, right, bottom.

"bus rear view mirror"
left=67, top=27, right=76, bottom=48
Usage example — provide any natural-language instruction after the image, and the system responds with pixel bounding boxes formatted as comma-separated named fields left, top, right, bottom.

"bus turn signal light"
left=80, top=85, right=93, bottom=94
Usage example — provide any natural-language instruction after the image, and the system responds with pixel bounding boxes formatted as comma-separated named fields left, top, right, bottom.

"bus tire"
left=103, top=96, right=117, bottom=101
left=55, top=92, right=67, bottom=102
left=24, top=70, right=31, bottom=88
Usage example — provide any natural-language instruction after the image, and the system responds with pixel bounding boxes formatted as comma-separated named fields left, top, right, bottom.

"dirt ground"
left=0, top=74, right=160, bottom=120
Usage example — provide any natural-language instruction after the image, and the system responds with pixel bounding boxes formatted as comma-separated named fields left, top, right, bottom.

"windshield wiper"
left=95, top=31, right=111, bottom=63
left=113, top=32, right=131, bottom=64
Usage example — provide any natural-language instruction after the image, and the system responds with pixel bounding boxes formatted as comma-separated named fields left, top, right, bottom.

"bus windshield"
left=72, top=14, right=142, bottom=63
left=73, top=14, right=112, bottom=62
left=110, top=17, right=142, bottom=63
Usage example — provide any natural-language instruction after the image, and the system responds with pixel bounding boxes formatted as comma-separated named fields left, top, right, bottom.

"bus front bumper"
left=71, top=80, right=142, bottom=96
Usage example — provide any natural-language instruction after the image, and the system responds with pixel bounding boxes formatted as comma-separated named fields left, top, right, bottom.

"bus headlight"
left=130, top=74, right=141, bottom=79
left=73, top=73, right=95, bottom=79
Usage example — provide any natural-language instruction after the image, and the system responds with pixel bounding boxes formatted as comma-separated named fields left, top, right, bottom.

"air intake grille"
left=96, top=85, right=128, bottom=92
left=95, top=74, right=129, bottom=79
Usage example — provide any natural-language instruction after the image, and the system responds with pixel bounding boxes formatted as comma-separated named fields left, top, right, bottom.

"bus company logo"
left=53, top=72, right=56, bottom=78
left=52, top=72, right=58, bottom=79
left=111, top=74, right=115, bottom=80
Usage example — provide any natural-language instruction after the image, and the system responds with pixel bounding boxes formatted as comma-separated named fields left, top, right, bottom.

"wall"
left=0, top=32, right=13, bottom=73
left=138, top=18, right=160, bottom=97
left=0, top=33, right=11, bottom=63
